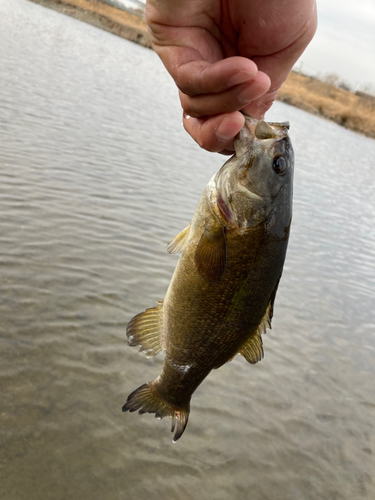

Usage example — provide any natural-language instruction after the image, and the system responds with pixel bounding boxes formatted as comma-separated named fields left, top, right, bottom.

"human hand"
left=146, top=0, right=317, bottom=153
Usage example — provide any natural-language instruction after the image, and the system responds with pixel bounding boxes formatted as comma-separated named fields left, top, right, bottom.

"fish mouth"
left=234, top=116, right=290, bottom=159
left=244, top=115, right=290, bottom=141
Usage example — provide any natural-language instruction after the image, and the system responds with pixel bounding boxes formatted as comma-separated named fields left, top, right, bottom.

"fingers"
left=241, top=89, right=279, bottom=121
left=183, top=112, right=245, bottom=154
left=241, top=4, right=318, bottom=119
left=179, top=71, right=270, bottom=118
left=175, top=57, right=258, bottom=96
left=147, top=0, right=317, bottom=155
left=180, top=68, right=271, bottom=153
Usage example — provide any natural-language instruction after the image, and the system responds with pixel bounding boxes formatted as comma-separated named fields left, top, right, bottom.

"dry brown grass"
left=278, top=72, right=375, bottom=139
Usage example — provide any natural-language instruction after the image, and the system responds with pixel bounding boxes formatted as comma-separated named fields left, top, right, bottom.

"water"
left=0, top=1, right=374, bottom=499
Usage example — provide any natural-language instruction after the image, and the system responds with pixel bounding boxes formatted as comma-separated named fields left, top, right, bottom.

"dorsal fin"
left=126, top=301, right=164, bottom=357
left=167, top=224, right=191, bottom=254
left=194, top=226, right=227, bottom=282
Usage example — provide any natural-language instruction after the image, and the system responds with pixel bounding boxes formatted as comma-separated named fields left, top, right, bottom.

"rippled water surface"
left=1, top=1, right=375, bottom=499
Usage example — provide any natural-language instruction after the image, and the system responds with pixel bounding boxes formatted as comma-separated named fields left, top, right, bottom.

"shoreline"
left=28, top=0, right=152, bottom=48
left=277, top=72, right=375, bottom=139
left=28, top=0, right=375, bottom=140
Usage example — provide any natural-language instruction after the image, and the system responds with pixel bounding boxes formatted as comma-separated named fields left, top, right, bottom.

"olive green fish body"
left=123, top=116, right=294, bottom=441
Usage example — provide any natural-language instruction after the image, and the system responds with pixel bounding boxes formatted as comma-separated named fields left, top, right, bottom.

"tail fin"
left=122, top=382, right=190, bottom=442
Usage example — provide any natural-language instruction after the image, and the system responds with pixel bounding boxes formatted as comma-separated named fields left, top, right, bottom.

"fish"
left=122, top=115, right=294, bottom=442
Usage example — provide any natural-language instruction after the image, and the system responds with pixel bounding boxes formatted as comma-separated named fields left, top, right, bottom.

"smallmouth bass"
left=123, top=116, right=294, bottom=441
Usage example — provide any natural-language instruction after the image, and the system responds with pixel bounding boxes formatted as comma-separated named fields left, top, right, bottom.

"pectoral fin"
left=167, top=224, right=191, bottom=254
left=126, top=301, right=164, bottom=357
left=194, top=226, right=227, bottom=282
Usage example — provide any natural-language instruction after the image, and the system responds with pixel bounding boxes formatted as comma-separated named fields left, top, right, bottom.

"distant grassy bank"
left=29, top=0, right=375, bottom=140
left=277, top=72, right=375, bottom=139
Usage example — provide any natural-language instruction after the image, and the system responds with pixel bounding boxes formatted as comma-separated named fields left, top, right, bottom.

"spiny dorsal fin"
left=122, top=381, right=190, bottom=442
left=240, top=333, right=264, bottom=364
left=194, top=226, right=227, bottom=282
left=167, top=224, right=191, bottom=254
left=126, top=301, right=164, bottom=357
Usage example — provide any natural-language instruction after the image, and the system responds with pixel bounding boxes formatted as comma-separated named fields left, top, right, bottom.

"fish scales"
left=123, top=115, right=294, bottom=441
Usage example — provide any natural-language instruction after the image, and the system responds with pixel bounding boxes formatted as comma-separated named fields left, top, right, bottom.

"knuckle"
left=175, top=79, right=196, bottom=97
left=179, top=95, right=201, bottom=118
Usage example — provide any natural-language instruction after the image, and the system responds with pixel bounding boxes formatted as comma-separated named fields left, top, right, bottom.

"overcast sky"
left=120, top=0, right=375, bottom=90
left=299, top=0, right=375, bottom=90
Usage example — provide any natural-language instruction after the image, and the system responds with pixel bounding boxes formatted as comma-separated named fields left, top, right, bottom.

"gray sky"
left=299, top=0, right=375, bottom=90
left=119, top=0, right=375, bottom=91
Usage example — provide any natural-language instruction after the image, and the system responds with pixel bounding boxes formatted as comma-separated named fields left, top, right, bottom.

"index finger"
left=173, top=56, right=259, bottom=96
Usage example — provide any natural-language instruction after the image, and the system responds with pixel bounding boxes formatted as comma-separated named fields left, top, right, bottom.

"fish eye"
left=273, top=156, right=287, bottom=176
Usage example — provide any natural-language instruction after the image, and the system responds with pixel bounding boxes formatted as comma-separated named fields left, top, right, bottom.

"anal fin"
left=126, top=301, right=164, bottom=357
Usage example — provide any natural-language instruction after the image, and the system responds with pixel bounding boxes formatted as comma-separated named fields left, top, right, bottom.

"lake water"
left=1, top=1, right=374, bottom=499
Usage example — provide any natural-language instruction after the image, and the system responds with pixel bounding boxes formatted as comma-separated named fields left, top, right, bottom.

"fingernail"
left=228, top=71, right=256, bottom=87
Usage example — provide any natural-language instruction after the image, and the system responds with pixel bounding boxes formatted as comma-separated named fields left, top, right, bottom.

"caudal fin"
left=122, top=382, right=190, bottom=442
